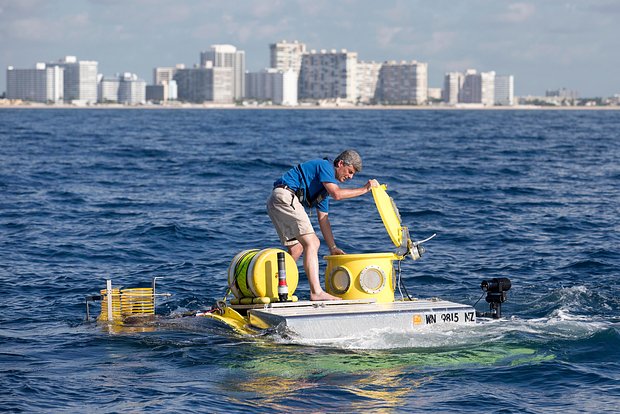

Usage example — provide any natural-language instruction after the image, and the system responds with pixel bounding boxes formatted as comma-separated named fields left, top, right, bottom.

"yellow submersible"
left=325, top=184, right=432, bottom=303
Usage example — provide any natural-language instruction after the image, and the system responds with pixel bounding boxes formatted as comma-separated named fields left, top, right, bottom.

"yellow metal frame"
left=97, top=287, right=155, bottom=324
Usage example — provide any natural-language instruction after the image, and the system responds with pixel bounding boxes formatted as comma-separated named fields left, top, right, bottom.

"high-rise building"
left=200, top=45, right=245, bottom=100
left=146, top=80, right=177, bottom=102
left=153, top=64, right=185, bottom=85
left=6, top=63, right=64, bottom=103
left=459, top=69, right=495, bottom=105
left=98, top=76, right=120, bottom=103
left=151, top=65, right=181, bottom=102
left=299, top=49, right=358, bottom=102
left=377, top=60, right=428, bottom=105
left=245, top=68, right=298, bottom=106
left=98, top=72, right=146, bottom=104
left=269, top=40, right=307, bottom=72
left=443, top=72, right=464, bottom=105
left=49, top=56, right=98, bottom=104
left=480, top=71, right=496, bottom=106
left=459, top=69, right=480, bottom=103
left=495, top=75, right=514, bottom=106
left=166, top=80, right=178, bottom=101
left=356, top=61, right=382, bottom=104
left=118, top=73, right=146, bottom=105
left=545, top=88, right=578, bottom=100
left=174, top=67, right=234, bottom=103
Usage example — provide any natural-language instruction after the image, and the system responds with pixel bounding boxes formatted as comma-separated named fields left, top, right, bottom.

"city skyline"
left=1, top=0, right=619, bottom=98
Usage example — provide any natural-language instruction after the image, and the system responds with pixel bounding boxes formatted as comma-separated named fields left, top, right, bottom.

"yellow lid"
left=371, top=184, right=406, bottom=248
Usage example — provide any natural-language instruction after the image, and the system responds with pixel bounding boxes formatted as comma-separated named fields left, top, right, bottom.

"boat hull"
left=243, top=299, right=476, bottom=340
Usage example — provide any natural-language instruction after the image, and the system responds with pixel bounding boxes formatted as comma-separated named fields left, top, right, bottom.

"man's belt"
left=274, top=184, right=296, bottom=195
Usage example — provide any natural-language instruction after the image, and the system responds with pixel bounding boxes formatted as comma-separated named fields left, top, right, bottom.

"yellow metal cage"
left=97, top=286, right=155, bottom=324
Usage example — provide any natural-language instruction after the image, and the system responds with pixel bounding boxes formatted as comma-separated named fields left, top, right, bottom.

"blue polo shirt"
left=274, top=159, right=338, bottom=213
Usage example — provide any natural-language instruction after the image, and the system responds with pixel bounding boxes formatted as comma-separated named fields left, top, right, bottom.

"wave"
left=274, top=311, right=617, bottom=353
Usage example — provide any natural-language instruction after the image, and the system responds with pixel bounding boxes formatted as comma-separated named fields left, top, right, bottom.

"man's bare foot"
left=310, top=291, right=342, bottom=301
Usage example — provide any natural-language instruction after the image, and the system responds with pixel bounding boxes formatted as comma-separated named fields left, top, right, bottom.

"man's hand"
left=365, top=179, right=380, bottom=191
left=329, top=246, right=346, bottom=255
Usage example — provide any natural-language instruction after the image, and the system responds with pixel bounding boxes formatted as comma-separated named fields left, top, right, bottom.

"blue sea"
left=1, top=108, right=619, bottom=413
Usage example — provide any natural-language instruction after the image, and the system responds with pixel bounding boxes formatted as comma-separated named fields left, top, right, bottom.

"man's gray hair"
left=334, top=149, right=362, bottom=172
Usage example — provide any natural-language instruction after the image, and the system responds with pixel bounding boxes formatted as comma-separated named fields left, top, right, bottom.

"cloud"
left=251, top=0, right=285, bottom=18
left=6, top=12, right=90, bottom=42
left=381, top=0, right=411, bottom=23
left=587, top=1, right=620, bottom=14
left=192, top=24, right=222, bottom=43
left=499, top=2, right=536, bottom=23
left=443, top=58, right=477, bottom=73
left=0, top=0, right=47, bottom=15
left=376, top=26, right=403, bottom=48
left=429, top=31, right=457, bottom=52
left=7, top=17, right=51, bottom=41
left=295, top=0, right=331, bottom=17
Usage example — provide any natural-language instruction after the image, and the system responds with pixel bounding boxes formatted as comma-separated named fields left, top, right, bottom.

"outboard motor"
left=476, top=277, right=511, bottom=319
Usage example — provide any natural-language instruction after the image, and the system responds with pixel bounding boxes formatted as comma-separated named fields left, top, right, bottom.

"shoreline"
left=1, top=101, right=619, bottom=111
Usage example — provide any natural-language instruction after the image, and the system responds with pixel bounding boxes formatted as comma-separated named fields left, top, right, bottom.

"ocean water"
left=1, top=108, right=619, bottom=413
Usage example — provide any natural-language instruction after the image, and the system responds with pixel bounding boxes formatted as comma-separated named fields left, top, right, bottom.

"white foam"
left=270, top=310, right=612, bottom=350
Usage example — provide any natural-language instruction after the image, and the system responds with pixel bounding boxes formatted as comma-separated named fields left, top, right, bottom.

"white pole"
left=106, top=280, right=113, bottom=322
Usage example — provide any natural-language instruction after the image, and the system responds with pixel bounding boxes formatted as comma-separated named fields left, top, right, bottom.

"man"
left=267, top=149, right=379, bottom=301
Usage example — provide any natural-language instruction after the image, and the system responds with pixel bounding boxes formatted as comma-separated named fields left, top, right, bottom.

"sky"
left=1, top=0, right=619, bottom=97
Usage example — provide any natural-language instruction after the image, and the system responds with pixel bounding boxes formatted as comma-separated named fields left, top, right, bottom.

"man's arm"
left=317, top=210, right=345, bottom=255
left=323, top=179, right=379, bottom=201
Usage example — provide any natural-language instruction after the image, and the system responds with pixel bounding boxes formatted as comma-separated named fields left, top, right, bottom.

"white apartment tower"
left=6, top=63, right=64, bottom=103
left=152, top=65, right=182, bottom=101
left=270, top=40, right=307, bottom=72
left=98, top=76, right=120, bottom=103
left=49, top=56, right=98, bottom=104
left=98, top=73, right=146, bottom=104
left=299, top=49, right=358, bottom=102
left=200, top=45, right=245, bottom=100
left=356, top=61, right=382, bottom=104
left=118, top=73, right=146, bottom=105
left=174, top=67, right=234, bottom=103
left=459, top=69, right=495, bottom=106
left=479, top=71, right=496, bottom=106
left=444, top=70, right=504, bottom=106
left=245, top=68, right=298, bottom=106
left=153, top=64, right=185, bottom=85
left=378, top=60, right=428, bottom=105
left=459, top=69, right=480, bottom=103
left=279, top=69, right=299, bottom=106
left=443, top=72, right=464, bottom=105
left=495, top=75, right=515, bottom=106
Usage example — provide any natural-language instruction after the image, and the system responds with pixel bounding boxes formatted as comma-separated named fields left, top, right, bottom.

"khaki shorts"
left=267, top=188, right=314, bottom=246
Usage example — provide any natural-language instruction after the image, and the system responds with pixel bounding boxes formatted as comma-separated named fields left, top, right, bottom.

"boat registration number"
left=413, top=310, right=476, bottom=326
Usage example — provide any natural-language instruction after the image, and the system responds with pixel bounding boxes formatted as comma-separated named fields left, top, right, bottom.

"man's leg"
left=287, top=242, right=303, bottom=261
left=295, top=233, right=340, bottom=301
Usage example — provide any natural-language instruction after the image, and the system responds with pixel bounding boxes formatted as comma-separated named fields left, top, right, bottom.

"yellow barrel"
left=228, top=248, right=298, bottom=300
left=325, top=252, right=398, bottom=303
